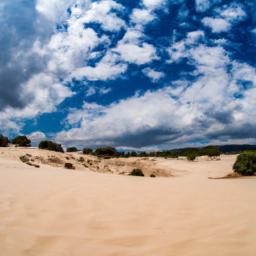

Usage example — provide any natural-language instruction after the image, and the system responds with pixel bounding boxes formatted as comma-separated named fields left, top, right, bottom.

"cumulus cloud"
left=57, top=39, right=256, bottom=149
left=113, top=29, right=158, bottom=65
left=0, top=0, right=255, bottom=149
left=131, top=8, right=155, bottom=26
left=36, top=0, right=76, bottom=22
left=202, top=3, right=247, bottom=33
left=202, top=17, right=231, bottom=33
left=142, top=0, right=167, bottom=10
left=28, top=131, right=46, bottom=143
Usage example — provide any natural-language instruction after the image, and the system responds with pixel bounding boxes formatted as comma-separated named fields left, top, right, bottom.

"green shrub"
left=83, top=148, right=93, bottom=155
left=66, top=147, right=78, bottom=152
left=12, top=136, right=31, bottom=147
left=129, top=168, right=144, bottom=177
left=39, top=140, right=64, bottom=153
left=94, top=147, right=117, bottom=157
left=0, top=135, right=9, bottom=147
left=187, top=153, right=196, bottom=161
left=233, top=151, right=256, bottom=176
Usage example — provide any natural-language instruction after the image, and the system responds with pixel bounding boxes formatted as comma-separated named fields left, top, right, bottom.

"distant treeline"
left=1, top=134, right=256, bottom=159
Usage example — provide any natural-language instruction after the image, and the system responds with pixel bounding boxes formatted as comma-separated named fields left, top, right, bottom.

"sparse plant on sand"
left=64, top=163, right=75, bottom=170
left=129, top=168, right=144, bottom=177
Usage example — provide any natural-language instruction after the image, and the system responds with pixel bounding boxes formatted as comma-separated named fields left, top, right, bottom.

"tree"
left=66, top=147, right=78, bottom=152
left=0, top=135, right=9, bottom=147
left=39, top=140, right=64, bottom=153
left=12, top=135, right=31, bottom=147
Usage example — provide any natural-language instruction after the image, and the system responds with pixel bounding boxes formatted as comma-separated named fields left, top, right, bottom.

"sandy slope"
left=0, top=149, right=256, bottom=256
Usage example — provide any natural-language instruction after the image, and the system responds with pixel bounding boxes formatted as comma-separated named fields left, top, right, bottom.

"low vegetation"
left=12, top=136, right=31, bottom=147
left=39, top=140, right=64, bottom=153
left=66, top=147, right=78, bottom=152
left=233, top=151, right=256, bottom=176
left=0, top=135, right=9, bottom=147
left=19, top=154, right=40, bottom=168
left=129, top=168, right=144, bottom=177
left=64, top=162, right=75, bottom=170
left=83, top=148, right=93, bottom=155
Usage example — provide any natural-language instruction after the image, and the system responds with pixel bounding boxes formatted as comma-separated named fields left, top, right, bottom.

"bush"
left=233, top=151, right=256, bottom=176
left=66, top=147, right=78, bottom=152
left=187, top=153, right=196, bottom=161
left=12, top=135, right=31, bottom=147
left=83, top=148, right=93, bottom=155
left=129, top=168, right=144, bottom=177
left=94, top=147, right=117, bottom=157
left=0, top=135, right=9, bottom=147
left=39, top=140, right=64, bottom=153
left=64, top=163, right=75, bottom=170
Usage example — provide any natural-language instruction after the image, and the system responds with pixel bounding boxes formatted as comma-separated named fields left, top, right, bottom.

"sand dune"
left=0, top=148, right=256, bottom=255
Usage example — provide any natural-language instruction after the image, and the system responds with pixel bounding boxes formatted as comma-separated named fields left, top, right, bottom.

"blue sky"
left=0, top=0, right=256, bottom=150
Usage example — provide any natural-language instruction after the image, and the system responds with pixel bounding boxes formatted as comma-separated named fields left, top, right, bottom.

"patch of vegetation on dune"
left=129, top=168, right=144, bottom=177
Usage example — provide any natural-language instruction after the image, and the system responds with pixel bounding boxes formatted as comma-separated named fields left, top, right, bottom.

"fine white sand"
left=0, top=148, right=256, bottom=256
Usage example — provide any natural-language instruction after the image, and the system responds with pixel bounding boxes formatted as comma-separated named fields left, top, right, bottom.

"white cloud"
left=0, top=73, right=73, bottom=132
left=36, top=0, right=78, bottom=22
left=115, top=43, right=157, bottom=65
left=218, top=3, right=247, bottom=23
left=142, top=0, right=167, bottom=10
left=71, top=52, right=127, bottom=81
left=57, top=40, right=256, bottom=148
left=113, top=29, right=158, bottom=65
left=142, top=68, right=165, bottom=82
left=131, top=8, right=155, bottom=25
left=75, top=0, right=126, bottom=32
left=29, top=131, right=46, bottom=141
left=202, top=17, right=231, bottom=33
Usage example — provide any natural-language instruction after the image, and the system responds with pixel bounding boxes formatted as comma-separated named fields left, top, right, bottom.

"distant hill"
left=171, top=144, right=256, bottom=155
left=218, top=144, right=256, bottom=154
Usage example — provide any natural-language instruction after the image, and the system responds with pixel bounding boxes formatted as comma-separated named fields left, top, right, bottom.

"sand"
left=0, top=148, right=256, bottom=256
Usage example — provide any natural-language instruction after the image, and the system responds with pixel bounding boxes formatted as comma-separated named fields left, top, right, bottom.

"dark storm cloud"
left=0, top=0, right=50, bottom=110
